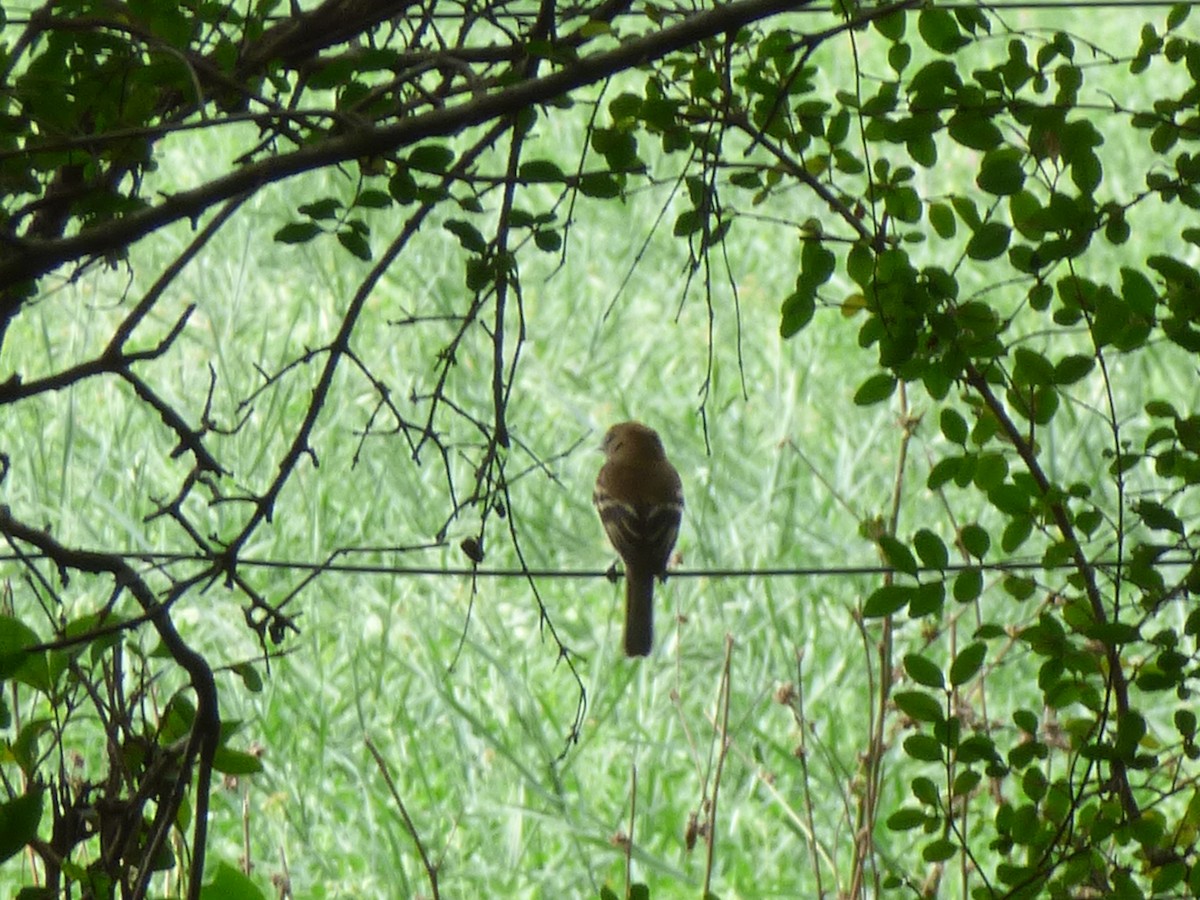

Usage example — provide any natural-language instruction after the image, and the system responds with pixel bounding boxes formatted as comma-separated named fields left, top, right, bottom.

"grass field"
left=3, top=3, right=1199, bottom=896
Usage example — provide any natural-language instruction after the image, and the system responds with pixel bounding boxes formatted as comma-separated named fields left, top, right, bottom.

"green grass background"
left=3, top=4, right=1200, bottom=896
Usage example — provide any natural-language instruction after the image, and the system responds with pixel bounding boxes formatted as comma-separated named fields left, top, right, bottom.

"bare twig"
left=702, top=634, right=735, bottom=896
left=364, top=735, right=440, bottom=900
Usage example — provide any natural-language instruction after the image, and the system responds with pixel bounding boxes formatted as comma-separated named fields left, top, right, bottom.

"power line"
left=0, top=552, right=1192, bottom=579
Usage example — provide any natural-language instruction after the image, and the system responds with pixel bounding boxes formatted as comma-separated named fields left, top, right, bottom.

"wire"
left=0, top=552, right=1191, bottom=579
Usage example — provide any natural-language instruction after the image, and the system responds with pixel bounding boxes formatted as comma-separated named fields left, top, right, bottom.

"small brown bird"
left=593, top=421, right=684, bottom=656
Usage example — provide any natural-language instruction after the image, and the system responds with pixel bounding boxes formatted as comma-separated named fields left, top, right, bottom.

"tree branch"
left=0, top=0, right=816, bottom=290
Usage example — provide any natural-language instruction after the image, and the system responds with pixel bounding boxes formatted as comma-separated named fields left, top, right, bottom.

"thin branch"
left=702, top=634, right=735, bottom=896
left=364, top=735, right=440, bottom=900
left=962, top=361, right=1139, bottom=822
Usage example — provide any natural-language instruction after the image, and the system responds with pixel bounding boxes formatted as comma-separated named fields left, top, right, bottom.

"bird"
left=593, top=421, right=684, bottom=656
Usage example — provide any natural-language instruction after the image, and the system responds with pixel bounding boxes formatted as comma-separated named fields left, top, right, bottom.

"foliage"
left=1, top=0, right=1200, bottom=897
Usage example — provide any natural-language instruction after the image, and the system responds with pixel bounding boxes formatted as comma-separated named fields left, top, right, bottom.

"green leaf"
left=608, top=91, right=641, bottom=121
left=863, top=584, right=912, bottom=618
left=1145, top=400, right=1177, bottom=419
left=1009, top=190, right=1045, bottom=240
left=918, top=9, right=969, bottom=53
left=161, top=694, right=197, bottom=744
left=579, top=19, right=613, bottom=38
left=1053, top=354, right=1094, bottom=384
left=1000, top=515, right=1033, bottom=553
left=200, top=861, right=266, bottom=900
left=958, top=733, right=999, bottom=764
left=884, top=184, right=922, bottom=223
left=965, top=222, right=1011, bottom=260
left=910, top=581, right=945, bottom=618
left=923, top=838, right=957, bottom=862
left=950, top=642, right=986, bottom=686
left=388, top=168, right=418, bottom=204
left=1013, top=348, right=1055, bottom=386
left=1134, top=500, right=1184, bottom=535
left=0, top=616, right=50, bottom=692
left=972, top=453, right=1008, bottom=491
left=337, top=228, right=372, bottom=261
left=1003, top=575, right=1036, bottom=600
left=875, top=10, right=906, bottom=40
left=1071, top=149, right=1102, bottom=194
left=904, top=733, right=945, bottom=762
left=904, top=653, right=946, bottom=689
left=780, top=288, right=815, bottom=338
left=534, top=229, right=562, bottom=253
left=940, top=409, right=968, bottom=444
left=953, top=769, right=982, bottom=797
left=953, top=567, right=983, bottom=602
left=1013, top=709, right=1039, bottom=734
left=444, top=219, right=487, bottom=253
left=232, top=662, right=262, bottom=693
left=928, top=455, right=961, bottom=489
left=592, top=127, right=642, bottom=171
left=1153, top=862, right=1187, bottom=896
left=928, top=202, right=956, bottom=239
left=1121, top=266, right=1158, bottom=316
left=673, top=208, right=702, bottom=237
left=273, top=221, right=323, bottom=244
left=854, top=373, right=897, bottom=406
left=1104, top=208, right=1130, bottom=245
left=408, top=144, right=455, bottom=172
left=948, top=111, right=1003, bottom=151
left=578, top=173, right=621, bottom=198
left=878, top=535, right=918, bottom=576
left=1115, top=711, right=1148, bottom=761
left=895, top=690, right=945, bottom=722
left=1020, top=768, right=1048, bottom=803
left=959, top=524, right=990, bottom=558
left=11, top=719, right=53, bottom=778
left=846, top=242, right=875, bottom=287
left=950, top=195, right=981, bottom=230
left=1177, top=709, right=1197, bottom=741
left=212, top=746, right=265, bottom=776
left=355, top=189, right=392, bottom=209
left=60, top=613, right=125, bottom=670
left=989, top=482, right=1031, bottom=516
left=913, top=529, right=949, bottom=570
left=0, top=785, right=44, bottom=865
left=912, top=776, right=939, bottom=805
left=1090, top=621, right=1141, bottom=645
left=977, top=149, right=1026, bottom=196
left=465, top=257, right=494, bottom=292
left=802, top=240, right=836, bottom=285
left=297, top=198, right=342, bottom=219
left=887, top=808, right=929, bottom=831
left=519, top=159, right=566, bottom=182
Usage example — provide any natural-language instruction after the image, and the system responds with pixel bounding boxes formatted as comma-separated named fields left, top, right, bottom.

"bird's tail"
left=624, top=570, right=655, bottom=657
